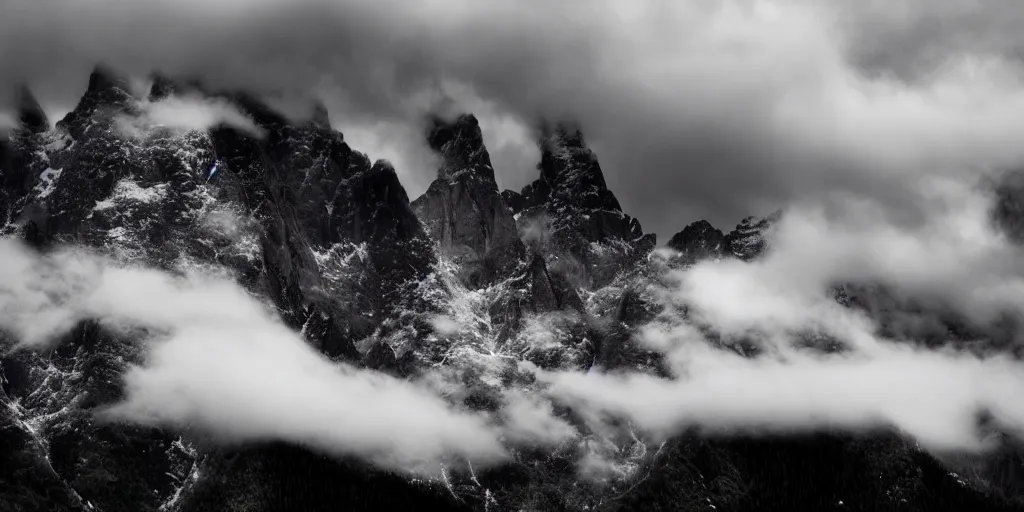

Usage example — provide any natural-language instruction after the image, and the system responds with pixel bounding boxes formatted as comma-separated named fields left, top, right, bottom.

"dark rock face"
left=667, top=219, right=727, bottom=264
left=608, top=434, right=1022, bottom=512
left=507, top=122, right=655, bottom=289
left=57, top=66, right=137, bottom=140
left=993, top=170, right=1024, bottom=243
left=666, top=212, right=780, bottom=265
left=413, top=114, right=525, bottom=288
left=500, top=189, right=526, bottom=215
left=327, top=159, right=436, bottom=326
left=725, top=212, right=780, bottom=261
left=527, top=253, right=583, bottom=313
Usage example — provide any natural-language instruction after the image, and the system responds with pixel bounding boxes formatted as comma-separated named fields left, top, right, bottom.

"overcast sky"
left=4, top=0, right=1024, bottom=239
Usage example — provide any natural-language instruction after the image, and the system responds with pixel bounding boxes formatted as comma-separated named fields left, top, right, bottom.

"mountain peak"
left=15, top=85, right=48, bottom=133
left=414, top=112, right=524, bottom=287
left=369, top=158, right=396, bottom=175
left=426, top=113, right=492, bottom=182
left=539, top=119, right=586, bottom=150
left=512, top=119, right=654, bottom=288
left=86, top=64, right=131, bottom=96
left=666, top=213, right=781, bottom=265
left=427, top=113, right=479, bottom=148
left=667, top=220, right=727, bottom=265
left=56, top=64, right=136, bottom=137
left=531, top=119, right=619, bottom=213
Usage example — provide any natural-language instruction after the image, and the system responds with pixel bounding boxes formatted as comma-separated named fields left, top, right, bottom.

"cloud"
left=429, top=315, right=466, bottom=336
left=0, top=111, right=16, bottom=133
left=498, top=389, right=577, bottom=448
left=5, top=0, right=1024, bottom=238
left=525, top=177, right=1024, bottom=459
left=116, top=94, right=263, bottom=138
left=0, top=238, right=506, bottom=475
left=541, top=343, right=1024, bottom=453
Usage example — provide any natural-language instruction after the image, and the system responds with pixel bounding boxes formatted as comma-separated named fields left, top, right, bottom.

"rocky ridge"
left=0, top=67, right=1021, bottom=512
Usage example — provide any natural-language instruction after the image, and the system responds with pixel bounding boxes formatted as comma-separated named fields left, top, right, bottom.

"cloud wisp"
left=542, top=343, right=1024, bottom=454
left=116, top=94, right=264, bottom=139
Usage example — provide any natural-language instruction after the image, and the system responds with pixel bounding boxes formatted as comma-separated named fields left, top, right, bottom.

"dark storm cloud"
left=3, top=0, right=1024, bottom=238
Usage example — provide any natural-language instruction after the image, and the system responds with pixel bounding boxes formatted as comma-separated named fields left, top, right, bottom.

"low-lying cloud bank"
left=534, top=176, right=1024, bottom=457
left=0, top=239, right=505, bottom=475
left=542, top=345, right=1024, bottom=453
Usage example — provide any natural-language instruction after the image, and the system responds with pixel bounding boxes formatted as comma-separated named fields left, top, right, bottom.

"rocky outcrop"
left=725, top=212, right=780, bottom=261
left=412, top=114, right=525, bottom=288
left=666, top=220, right=727, bottom=265
left=1, top=91, right=51, bottom=231
left=327, top=159, right=435, bottom=313
left=506, top=121, right=655, bottom=289
left=57, top=65, right=137, bottom=139
left=666, top=211, right=781, bottom=265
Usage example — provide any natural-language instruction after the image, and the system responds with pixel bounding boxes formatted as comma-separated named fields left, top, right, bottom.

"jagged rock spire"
left=147, top=73, right=208, bottom=102
left=147, top=73, right=181, bottom=101
left=667, top=220, right=727, bottom=265
left=86, top=63, right=131, bottom=95
left=426, top=113, right=494, bottom=182
left=666, top=211, right=782, bottom=265
left=15, top=85, right=48, bottom=133
left=506, top=119, right=655, bottom=288
left=56, top=64, right=136, bottom=138
left=413, top=112, right=525, bottom=288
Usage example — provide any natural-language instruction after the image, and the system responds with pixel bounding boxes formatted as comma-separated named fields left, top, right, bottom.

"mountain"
left=1, top=67, right=1022, bottom=512
left=666, top=211, right=781, bottom=266
left=413, top=113, right=525, bottom=288
left=502, top=121, right=656, bottom=290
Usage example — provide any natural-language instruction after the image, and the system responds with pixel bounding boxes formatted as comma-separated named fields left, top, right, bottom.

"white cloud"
left=541, top=344, right=1024, bottom=453
left=498, top=389, right=577, bottom=447
left=429, top=315, right=465, bottom=336
left=0, top=238, right=505, bottom=475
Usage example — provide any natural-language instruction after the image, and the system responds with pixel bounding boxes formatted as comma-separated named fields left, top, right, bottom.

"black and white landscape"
left=4, top=1, right=1024, bottom=511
